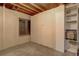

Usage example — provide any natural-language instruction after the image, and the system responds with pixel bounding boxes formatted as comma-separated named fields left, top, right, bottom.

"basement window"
left=19, top=18, right=30, bottom=36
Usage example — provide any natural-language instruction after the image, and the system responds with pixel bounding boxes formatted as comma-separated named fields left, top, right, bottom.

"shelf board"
left=66, top=21, right=77, bottom=23
left=66, top=6, right=77, bottom=10
left=66, top=13, right=77, bottom=17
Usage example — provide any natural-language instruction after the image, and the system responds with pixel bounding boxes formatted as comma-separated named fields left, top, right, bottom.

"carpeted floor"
left=0, top=42, right=76, bottom=56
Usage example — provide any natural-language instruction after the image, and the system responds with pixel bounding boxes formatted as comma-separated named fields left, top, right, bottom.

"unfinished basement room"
left=0, top=3, right=79, bottom=56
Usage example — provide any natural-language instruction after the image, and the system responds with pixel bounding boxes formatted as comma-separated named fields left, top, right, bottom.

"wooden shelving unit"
left=65, top=5, right=78, bottom=39
left=65, top=4, right=79, bottom=55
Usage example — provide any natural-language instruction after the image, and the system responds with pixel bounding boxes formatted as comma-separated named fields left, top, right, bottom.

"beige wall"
left=31, top=8, right=56, bottom=49
left=55, top=5, right=65, bottom=52
left=0, top=7, right=31, bottom=50
left=0, top=5, right=65, bottom=52
left=31, top=5, right=65, bottom=52
left=0, top=7, right=3, bottom=50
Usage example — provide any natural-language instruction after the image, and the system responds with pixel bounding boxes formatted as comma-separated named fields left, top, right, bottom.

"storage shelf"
left=65, top=4, right=78, bottom=54
left=66, top=6, right=77, bottom=10
left=66, top=21, right=77, bottom=23
left=66, top=13, right=77, bottom=17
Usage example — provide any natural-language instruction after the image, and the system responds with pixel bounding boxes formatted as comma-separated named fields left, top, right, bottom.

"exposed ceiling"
left=0, top=3, right=61, bottom=16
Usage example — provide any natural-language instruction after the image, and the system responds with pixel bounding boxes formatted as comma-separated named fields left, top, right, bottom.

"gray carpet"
left=0, top=42, right=75, bottom=56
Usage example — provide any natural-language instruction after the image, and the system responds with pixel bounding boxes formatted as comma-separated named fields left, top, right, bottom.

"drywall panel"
left=3, top=8, right=31, bottom=49
left=55, top=5, right=65, bottom=52
left=31, top=5, right=65, bottom=52
left=3, top=8, right=19, bottom=49
left=31, top=8, right=56, bottom=49
left=0, top=7, right=3, bottom=50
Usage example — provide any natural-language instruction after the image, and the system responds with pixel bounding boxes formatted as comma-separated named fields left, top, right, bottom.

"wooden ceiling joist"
left=30, top=3, right=45, bottom=11
left=20, top=3, right=39, bottom=13
left=11, top=3, right=36, bottom=14
left=25, top=3, right=42, bottom=12
left=0, top=3, right=61, bottom=16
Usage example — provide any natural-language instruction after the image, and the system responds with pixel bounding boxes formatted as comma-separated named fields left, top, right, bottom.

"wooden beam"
left=35, top=3, right=48, bottom=10
left=5, top=3, right=33, bottom=15
left=11, top=3, right=35, bottom=14
left=20, top=3, right=39, bottom=13
left=25, top=3, right=42, bottom=12
left=16, top=8, right=33, bottom=15
left=30, top=3, right=45, bottom=11
left=16, top=3, right=38, bottom=14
